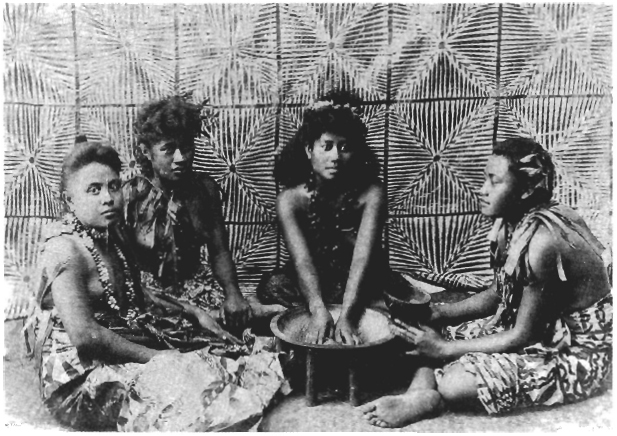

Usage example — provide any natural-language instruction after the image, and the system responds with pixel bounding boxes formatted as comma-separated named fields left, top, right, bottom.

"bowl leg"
left=306, top=349, right=317, bottom=406
left=348, top=359, right=360, bottom=406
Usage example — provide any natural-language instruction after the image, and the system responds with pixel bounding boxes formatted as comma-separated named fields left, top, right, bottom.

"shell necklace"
left=67, top=214, right=139, bottom=321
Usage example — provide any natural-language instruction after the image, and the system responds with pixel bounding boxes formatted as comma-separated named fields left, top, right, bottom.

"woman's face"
left=144, top=137, right=194, bottom=182
left=306, top=132, right=354, bottom=184
left=479, top=155, right=521, bottom=218
left=66, top=162, right=123, bottom=229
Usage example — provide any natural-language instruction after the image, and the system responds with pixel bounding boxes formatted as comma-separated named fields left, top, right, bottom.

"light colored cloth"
left=35, top=313, right=285, bottom=431
left=25, top=217, right=287, bottom=431
left=435, top=202, right=612, bottom=414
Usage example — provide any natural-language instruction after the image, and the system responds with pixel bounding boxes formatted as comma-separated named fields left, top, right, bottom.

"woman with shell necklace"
left=257, top=90, right=412, bottom=345
left=25, top=141, right=285, bottom=431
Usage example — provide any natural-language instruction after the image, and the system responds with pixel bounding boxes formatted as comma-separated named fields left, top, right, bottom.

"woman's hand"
left=304, top=306, right=335, bottom=344
left=222, top=293, right=253, bottom=332
left=334, top=316, right=362, bottom=345
left=390, top=319, right=449, bottom=360
left=194, top=308, right=244, bottom=346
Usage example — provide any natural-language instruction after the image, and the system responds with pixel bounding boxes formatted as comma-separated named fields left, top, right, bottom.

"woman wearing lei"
left=256, top=90, right=414, bottom=345
left=359, top=137, right=612, bottom=427
left=25, top=141, right=286, bottom=431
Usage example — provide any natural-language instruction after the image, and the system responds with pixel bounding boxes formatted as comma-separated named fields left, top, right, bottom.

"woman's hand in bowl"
left=304, top=306, right=334, bottom=344
left=334, top=316, right=362, bottom=346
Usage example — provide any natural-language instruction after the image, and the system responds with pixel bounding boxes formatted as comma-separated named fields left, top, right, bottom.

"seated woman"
left=359, top=137, right=612, bottom=427
left=125, top=94, right=282, bottom=333
left=25, top=141, right=285, bottom=431
left=256, top=90, right=414, bottom=345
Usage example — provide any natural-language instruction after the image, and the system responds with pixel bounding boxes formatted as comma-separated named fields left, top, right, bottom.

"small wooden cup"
left=384, top=278, right=431, bottom=325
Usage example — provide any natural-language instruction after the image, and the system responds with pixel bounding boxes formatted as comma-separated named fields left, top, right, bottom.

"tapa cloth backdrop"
left=4, top=3, right=612, bottom=319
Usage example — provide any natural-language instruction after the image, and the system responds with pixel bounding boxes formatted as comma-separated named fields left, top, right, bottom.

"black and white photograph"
left=2, top=1, right=613, bottom=432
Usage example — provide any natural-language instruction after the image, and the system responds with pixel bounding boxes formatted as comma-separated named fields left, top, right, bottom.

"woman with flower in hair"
left=125, top=94, right=283, bottom=335
left=360, top=137, right=612, bottom=427
left=257, top=90, right=413, bottom=345
left=25, top=140, right=286, bottom=431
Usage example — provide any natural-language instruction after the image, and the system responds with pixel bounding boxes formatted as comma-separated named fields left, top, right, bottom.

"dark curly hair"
left=133, top=94, right=205, bottom=178
left=275, top=90, right=380, bottom=189
left=60, top=138, right=122, bottom=213
left=493, top=137, right=555, bottom=207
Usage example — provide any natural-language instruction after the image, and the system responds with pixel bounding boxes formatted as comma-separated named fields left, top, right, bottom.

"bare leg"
left=358, top=366, right=443, bottom=428
left=358, top=362, right=480, bottom=428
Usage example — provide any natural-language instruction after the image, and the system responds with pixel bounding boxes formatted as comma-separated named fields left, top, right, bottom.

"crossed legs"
left=358, top=362, right=480, bottom=428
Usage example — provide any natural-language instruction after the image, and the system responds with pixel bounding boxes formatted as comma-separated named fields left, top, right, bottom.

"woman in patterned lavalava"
left=360, top=137, right=612, bottom=427
left=25, top=141, right=286, bottom=431
left=125, top=94, right=284, bottom=335
left=256, top=90, right=416, bottom=345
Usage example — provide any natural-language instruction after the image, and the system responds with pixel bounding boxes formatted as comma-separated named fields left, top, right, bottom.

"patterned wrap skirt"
left=34, top=310, right=287, bottom=431
left=435, top=293, right=612, bottom=414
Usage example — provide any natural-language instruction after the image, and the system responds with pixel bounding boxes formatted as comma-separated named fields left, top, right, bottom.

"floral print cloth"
left=123, top=174, right=226, bottom=311
left=435, top=202, right=612, bottom=414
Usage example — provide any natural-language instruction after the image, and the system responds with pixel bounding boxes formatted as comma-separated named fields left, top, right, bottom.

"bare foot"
left=357, top=389, right=443, bottom=428
left=246, top=296, right=286, bottom=319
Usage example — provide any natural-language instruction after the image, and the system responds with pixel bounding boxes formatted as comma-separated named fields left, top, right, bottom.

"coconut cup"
left=384, top=276, right=432, bottom=325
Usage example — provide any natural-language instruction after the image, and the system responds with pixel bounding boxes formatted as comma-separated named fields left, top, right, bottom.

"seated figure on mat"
left=125, top=94, right=283, bottom=334
left=256, top=90, right=414, bottom=345
left=25, top=141, right=286, bottom=431
left=359, top=137, right=612, bottom=427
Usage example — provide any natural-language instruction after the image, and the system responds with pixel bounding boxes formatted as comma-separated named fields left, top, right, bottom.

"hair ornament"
left=307, top=99, right=362, bottom=117
left=518, top=152, right=551, bottom=192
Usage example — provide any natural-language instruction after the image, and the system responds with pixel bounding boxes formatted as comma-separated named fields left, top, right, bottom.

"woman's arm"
left=198, top=176, right=251, bottom=330
left=399, top=227, right=557, bottom=360
left=335, top=183, right=386, bottom=343
left=145, top=289, right=242, bottom=344
left=278, top=188, right=334, bottom=343
left=47, top=238, right=160, bottom=365
left=430, top=284, right=500, bottom=326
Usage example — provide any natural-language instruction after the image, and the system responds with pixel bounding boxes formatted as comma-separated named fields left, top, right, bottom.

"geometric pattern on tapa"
left=3, top=217, right=56, bottom=319
left=75, top=4, right=176, bottom=105
left=499, top=3, right=612, bottom=97
left=388, top=99, right=496, bottom=215
left=195, top=107, right=279, bottom=221
left=177, top=4, right=279, bottom=106
left=3, top=3, right=612, bottom=317
left=390, top=3, right=499, bottom=100
left=388, top=214, right=493, bottom=290
left=279, top=3, right=390, bottom=103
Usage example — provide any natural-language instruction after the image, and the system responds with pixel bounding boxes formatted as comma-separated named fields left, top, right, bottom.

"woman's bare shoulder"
left=277, top=185, right=309, bottom=215
left=356, top=180, right=385, bottom=206
left=41, top=235, right=90, bottom=272
left=527, top=221, right=607, bottom=287
left=361, top=180, right=384, bottom=196
left=278, top=184, right=309, bottom=202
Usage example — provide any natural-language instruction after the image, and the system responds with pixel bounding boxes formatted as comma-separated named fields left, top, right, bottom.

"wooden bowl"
left=270, top=304, right=393, bottom=350
left=384, top=276, right=431, bottom=325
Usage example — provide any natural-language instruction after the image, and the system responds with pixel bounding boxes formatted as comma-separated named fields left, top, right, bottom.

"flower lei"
left=65, top=214, right=140, bottom=322
left=306, top=175, right=358, bottom=274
